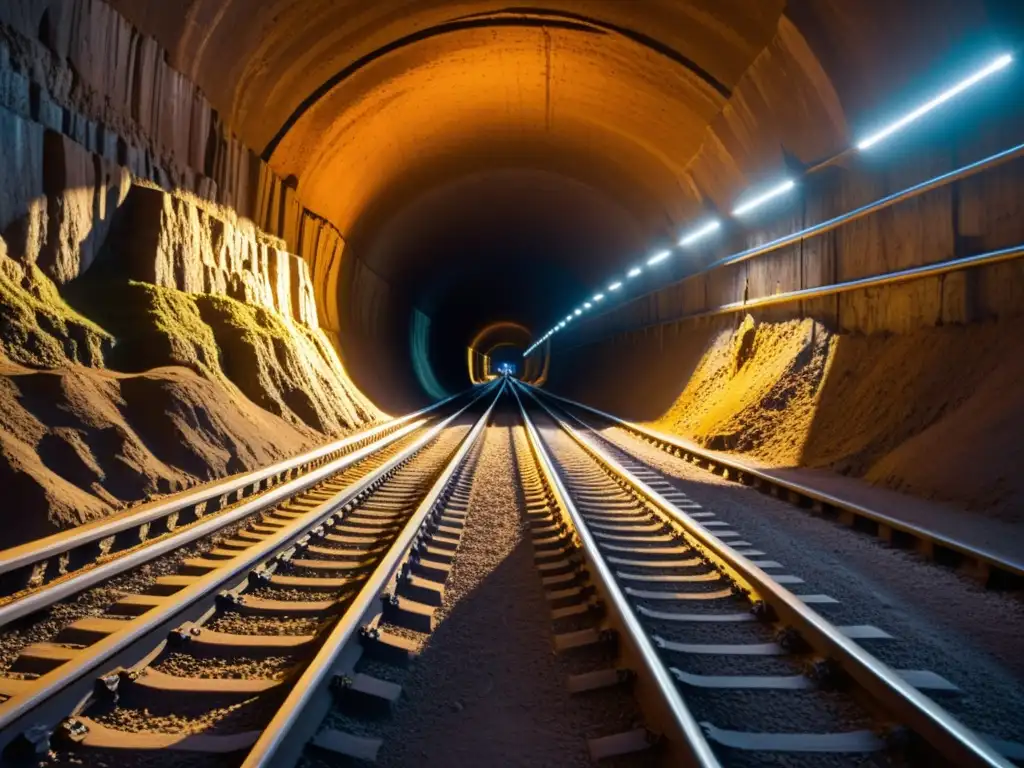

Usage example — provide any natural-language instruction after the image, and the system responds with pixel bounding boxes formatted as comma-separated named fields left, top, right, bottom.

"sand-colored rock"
left=37, top=130, right=132, bottom=283
left=105, top=185, right=319, bottom=328
left=0, top=356, right=318, bottom=546
left=64, top=279, right=382, bottom=434
left=632, top=315, right=1024, bottom=523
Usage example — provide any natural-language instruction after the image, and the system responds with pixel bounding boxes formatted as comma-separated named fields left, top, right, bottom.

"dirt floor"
left=0, top=248, right=383, bottom=547
left=561, top=314, right=1024, bottom=523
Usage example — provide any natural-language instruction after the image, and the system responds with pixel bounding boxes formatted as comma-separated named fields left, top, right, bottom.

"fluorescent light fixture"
left=608, top=281, right=623, bottom=291
left=732, top=179, right=796, bottom=217
left=858, top=54, right=1013, bottom=150
left=679, top=219, right=722, bottom=247
left=647, top=250, right=672, bottom=266
left=574, top=308, right=582, bottom=316
left=584, top=302, right=592, bottom=309
left=627, top=267, right=642, bottom=278
left=593, top=293, right=605, bottom=302
left=565, top=315, right=573, bottom=322
left=559, top=321, right=566, bottom=328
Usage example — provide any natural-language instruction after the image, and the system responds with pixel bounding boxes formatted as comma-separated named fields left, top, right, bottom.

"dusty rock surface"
left=581, top=315, right=1024, bottom=524
left=0, top=238, right=382, bottom=546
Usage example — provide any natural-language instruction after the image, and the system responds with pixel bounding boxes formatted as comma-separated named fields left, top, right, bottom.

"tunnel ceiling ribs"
left=252, top=1, right=784, bottom=356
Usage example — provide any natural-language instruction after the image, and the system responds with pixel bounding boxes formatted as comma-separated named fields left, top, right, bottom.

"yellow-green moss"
left=64, top=280, right=221, bottom=375
left=63, top=278, right=381, bottom=436
left=0, top=258, right=111, bottom=368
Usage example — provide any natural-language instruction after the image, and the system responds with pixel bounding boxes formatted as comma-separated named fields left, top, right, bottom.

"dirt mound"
left=195, top=294, right=379, bottom=434
left=66, top=280, right=383, bottom=435
left=0, top=359, right=314, bottom=546
left=647, top=315, right=1024, bottom=521
left=651, top=317, right=831, bottom=462
left=0, top=251, right=383, bottom=547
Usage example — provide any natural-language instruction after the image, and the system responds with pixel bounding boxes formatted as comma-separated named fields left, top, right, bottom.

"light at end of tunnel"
left=679, top=219, right=722, bottom=247
left=574, top=308, right=583, bottom=316
left=647, top=250, right=672, bottom=266
left=584, top=302, right=592, bottom=309
left=608, top=281, right=623, bottom=292
left=732, top=179, right=797, bottom=217
left=627, top=267, right=642, bottom=279
left=857, top=53, right=1013, bottom=150
left=593, top=293, right=605, bottom=302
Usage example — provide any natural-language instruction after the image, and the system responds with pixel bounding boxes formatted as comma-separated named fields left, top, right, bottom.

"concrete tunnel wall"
left=1, top=0, right=1021, bottom=418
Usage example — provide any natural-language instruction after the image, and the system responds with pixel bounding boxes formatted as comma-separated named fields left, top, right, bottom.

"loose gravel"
left=152, top=651, right=298, bottom=680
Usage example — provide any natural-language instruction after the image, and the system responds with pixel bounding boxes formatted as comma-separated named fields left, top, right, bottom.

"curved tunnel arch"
left=103, top=0, right=1007, bottom=410
left=254, top=2, right=787, bottom=407
left=467, top=321, right=543, bottom=383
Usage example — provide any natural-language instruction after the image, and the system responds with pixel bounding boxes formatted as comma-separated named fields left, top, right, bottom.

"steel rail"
left=521, top=381, right=1011, bottom=767
left=0, top=381, right=500, bottom=745
left=511, top=383, right=723, bottom=767
left=240, top=380, right=506, bottom=767
left=0, top=391, right=475, bottom=628
left=705, top=141, right=1024, bottom=274
left=563, top=241, right=1024, bottom=347
left=0, top=389, right=467, bottom=582
left=528, top=140, right=1024, bottom=357
left=534, top=388, right=1024, bottom=582
left=706, top=243, right=1024, bottom=316
left=0, top=418, right=429, bottom=630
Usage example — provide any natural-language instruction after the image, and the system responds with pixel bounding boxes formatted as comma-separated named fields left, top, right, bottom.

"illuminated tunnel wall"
left=88, top=0, right=1024, bottom=412
left=466, top=322, right=541, bottom=384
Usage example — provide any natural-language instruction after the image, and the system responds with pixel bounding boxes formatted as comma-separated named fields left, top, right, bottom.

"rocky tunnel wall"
left=0, top=0, right=405, bottom=541
left=546, top=0, right=1024, bottom=403
left=80, top=0, right=804, bottom=409
left=0, top=0, right=427, bottom=414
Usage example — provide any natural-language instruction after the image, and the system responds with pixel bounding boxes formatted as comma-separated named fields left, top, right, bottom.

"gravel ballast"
left=314, top=409, right=646, bottom=766
left=573, top=411, right=1024, bottom=748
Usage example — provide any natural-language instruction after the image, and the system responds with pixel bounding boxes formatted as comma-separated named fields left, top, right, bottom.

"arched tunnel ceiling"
left=109, top=2, right=785, bottom=155
left=104, top=0, right=797, bottom=399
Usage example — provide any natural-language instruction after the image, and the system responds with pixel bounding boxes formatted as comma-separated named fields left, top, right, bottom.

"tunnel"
left=3, top=0, right=1011, bottom=413
left=66, top=0, right=1018, bottom=414
left=1, top=0, right=1024, bottom=764
left=67, top=0, right=895, bottom=408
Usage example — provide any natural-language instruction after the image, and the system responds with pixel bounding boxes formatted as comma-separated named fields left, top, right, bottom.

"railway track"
left=512, top=380, right=1015, bottom=767
left=0, top=381, right=503, bottom=765
left=533, top=389, right=1024, bottom=590
left=1, top=376, right=1019, bottom=767
left=0, top=389, right=474, bottom=626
